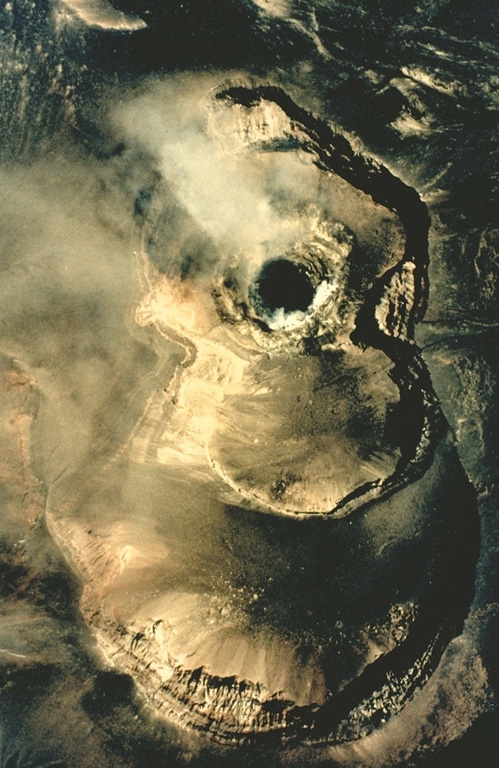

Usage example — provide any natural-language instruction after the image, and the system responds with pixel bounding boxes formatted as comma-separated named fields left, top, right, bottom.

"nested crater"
left=46, top=82, right=479, bottom=752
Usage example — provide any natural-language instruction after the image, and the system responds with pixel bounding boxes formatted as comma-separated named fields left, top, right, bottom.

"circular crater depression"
left=252, top=259, right=315, bottom=321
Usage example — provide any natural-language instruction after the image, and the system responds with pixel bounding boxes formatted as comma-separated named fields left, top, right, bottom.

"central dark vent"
left=256, top=259, right=314, bottom=314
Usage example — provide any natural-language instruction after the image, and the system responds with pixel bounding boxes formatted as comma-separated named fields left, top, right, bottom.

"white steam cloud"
left=112, top=76, right=325, bottom=283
